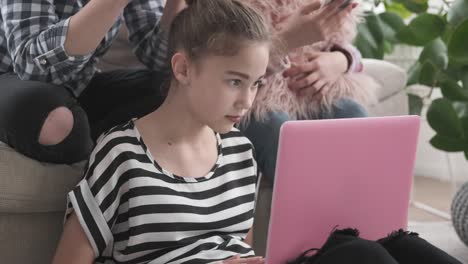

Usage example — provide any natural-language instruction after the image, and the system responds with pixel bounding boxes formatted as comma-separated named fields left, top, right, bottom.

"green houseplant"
left=354, top=0, right=468, bottom=158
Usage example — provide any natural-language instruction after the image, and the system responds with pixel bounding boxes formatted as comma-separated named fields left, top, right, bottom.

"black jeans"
left=288, top=228, right=461, bottom=264
left=0, top=69, right=167, bottom=164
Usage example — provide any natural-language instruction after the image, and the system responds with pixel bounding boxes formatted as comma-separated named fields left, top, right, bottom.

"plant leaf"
left=453, top=102, right=468, bottom=118
left=419, top=38, right=448, bottom=69
left=407, top=61, right=422, bottom=86
left=462, top=116, right=468, bottom=134
left=442, top=24, right=455, bottom=44
left=354, top=13, right=385, bottom=59
left=408, top=94, right=424, bottom=115
left=448, top=0, right=468, bottom=26
left=430, top=134, right=465, bottom=151
left=441, top=61, right=462, bottom=81
left=383, top=41, right=395, bottom=54
left=461, top=67, right=468, bottom=89
left=448, top=19, right=468, bottom=65
left=419, top=61, right=437, bottom=87
left=427, top=98, right=464, bottom=138
left=393, top=0, right=429, bottom=13
left=379, top=12, right=406, bottom=43
left=439, top=79, right=468, bottom=101
left=385, top=2, right=413, bottom=18
left=396, top=14, right=446, bottom=46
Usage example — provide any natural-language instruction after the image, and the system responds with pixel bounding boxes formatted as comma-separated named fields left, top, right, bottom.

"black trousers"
left=288, top=228, right=462, bottom=264
left=0, top=69, right=167, bottom=164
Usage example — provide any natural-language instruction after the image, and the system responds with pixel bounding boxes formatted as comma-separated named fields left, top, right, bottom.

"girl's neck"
left=142, top=83, right=213, bottom=145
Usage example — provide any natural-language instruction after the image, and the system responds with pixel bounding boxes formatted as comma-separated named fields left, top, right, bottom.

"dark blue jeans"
left=240, top=99, right=368, bottom=183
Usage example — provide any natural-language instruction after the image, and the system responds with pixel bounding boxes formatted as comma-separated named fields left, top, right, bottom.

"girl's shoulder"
left=97, top=119, right=137, bottom=139
left=219, top=127, right=255, bottom=152
left=93, top=119, right=141, bottom=154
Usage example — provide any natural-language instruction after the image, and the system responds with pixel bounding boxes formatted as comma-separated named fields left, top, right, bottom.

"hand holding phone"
left=324, top=0, right=353, bottom=10
left=278, top=0, right=356, bottom=50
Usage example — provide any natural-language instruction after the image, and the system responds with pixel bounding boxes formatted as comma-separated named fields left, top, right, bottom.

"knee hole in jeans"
left=38, top=106, right=74, bottom=146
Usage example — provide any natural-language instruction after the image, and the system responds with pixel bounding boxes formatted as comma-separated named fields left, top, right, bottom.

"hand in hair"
left=283, top=50, right=348, bottom=101
left=277, top=0, right=357, bottom=52
left=160, top=0, right=187, bottom=33
left=218, top=255, right=265, bottom=264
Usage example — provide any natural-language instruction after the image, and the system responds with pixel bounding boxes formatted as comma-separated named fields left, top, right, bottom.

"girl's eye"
left=229, top=79, right=242, bottom=87
left=253, top=79, right=265, bottom=89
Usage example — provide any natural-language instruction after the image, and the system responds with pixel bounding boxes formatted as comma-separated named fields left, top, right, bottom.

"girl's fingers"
left=283, top=63, right=318, bottom=78
left=242, top=256, right=265, bottom=263
left=319, top=0, right=351, bottom=20
left=222, top=255, right=241, bottom=263
left=224, top=256, right=265, bottom=264
left=289, top=72, right=320, bottom=91
left=300, top=0, right=322, bottom=15
left=312, top=82, right=328, bottom=100
left=222, top=255, right=265, bottom=264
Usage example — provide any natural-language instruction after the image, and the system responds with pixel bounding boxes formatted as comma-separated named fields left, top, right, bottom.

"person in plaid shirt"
left=0, top=0, right=186, bottom=163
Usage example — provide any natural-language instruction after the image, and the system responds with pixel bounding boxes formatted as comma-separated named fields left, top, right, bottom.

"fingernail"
left=351, top=2, right=358, bottom=8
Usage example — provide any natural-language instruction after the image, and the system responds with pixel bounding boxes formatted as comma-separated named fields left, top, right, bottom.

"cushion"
left=0, top=142, right=82, bottom=213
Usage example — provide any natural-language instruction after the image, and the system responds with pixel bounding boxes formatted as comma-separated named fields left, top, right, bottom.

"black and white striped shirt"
left=66, top=120, right=259, bottom=264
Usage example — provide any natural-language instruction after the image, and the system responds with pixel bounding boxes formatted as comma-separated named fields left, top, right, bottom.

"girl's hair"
left=168, top=0, right=271, bottom=62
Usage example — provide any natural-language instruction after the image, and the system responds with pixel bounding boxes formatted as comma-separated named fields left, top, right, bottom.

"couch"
left=0, top=27, right=408, bottom=263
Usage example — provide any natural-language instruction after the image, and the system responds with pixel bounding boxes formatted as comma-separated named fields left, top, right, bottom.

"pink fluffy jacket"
left=244, top=0, right=379, bottom=122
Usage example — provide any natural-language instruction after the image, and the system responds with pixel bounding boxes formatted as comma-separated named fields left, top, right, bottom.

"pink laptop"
left=264, top=116, right=420, bottom=264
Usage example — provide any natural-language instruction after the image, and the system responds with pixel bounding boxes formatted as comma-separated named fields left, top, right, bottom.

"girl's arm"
left=0, top=0, right=127, bottom=85
left=64, top=0, right=129, bottom=56
left=245, top=228, right=254, bottom=247
left=124, top=0, right=187, bottom=71
left=52, top=212, right=95, bottom=264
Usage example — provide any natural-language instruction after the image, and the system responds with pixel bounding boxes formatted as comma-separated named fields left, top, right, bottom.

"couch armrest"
left=362, top=59, right=407, bottom=102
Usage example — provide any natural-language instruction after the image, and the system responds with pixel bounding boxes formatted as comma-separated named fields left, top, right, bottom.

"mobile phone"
left=324, top=0, right=352, bottom=10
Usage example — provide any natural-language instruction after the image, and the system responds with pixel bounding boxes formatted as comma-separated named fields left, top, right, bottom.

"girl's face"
left=185, top=42, right=269, bottom=133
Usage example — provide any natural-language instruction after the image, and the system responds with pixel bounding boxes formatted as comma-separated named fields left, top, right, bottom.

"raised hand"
left=277, top=0, right=357, bottom=51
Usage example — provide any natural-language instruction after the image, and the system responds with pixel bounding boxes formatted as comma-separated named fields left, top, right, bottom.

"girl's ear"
left=171, top=52, right=191, bottom=86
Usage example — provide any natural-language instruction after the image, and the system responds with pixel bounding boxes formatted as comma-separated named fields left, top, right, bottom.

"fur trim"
left=377, top=229, right=420, bottom=246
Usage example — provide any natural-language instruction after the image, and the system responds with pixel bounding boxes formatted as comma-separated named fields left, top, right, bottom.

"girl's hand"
left=283, top=51, right=348, bottom=100
left=219, top=255, right=265, bottom=264
left=160, top=0, right=188, bottom=32
left=277, top=0, right=357, bottom=52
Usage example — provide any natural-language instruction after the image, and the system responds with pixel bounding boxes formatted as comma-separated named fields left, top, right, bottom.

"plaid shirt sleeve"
left=0, top=0, right=92, bottom=84
left=123, top=0, right=169, bottom=71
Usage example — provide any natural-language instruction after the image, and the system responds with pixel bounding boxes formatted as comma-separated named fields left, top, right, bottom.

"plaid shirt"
left=0, top=0, right=168, bottom=96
